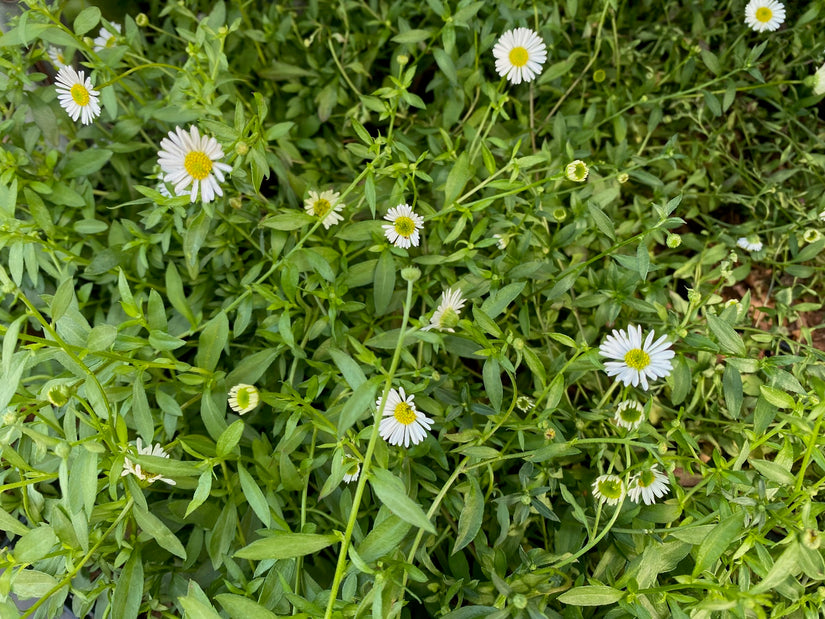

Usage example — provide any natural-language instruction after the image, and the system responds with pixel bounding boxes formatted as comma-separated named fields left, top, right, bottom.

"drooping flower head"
left=304, top=189, right=345, bottom=229
left=599, top=325, right=674, bottom=391
left=422, top=288, right=466, bottom=333
left=565, top=160, right=589, bottom=182
left=492, top=27, right=547, bottom=84
left=54, top=66, right=101, bottom=125
left=383, top=204, right=424, bottom=249
left=628, top=465, right=669, bottom=505
left=592, top=474, right=624, bottom=505
left=227, top=383, right=260, bottom=414
left=121, top=438, right=176, bottom=486
left=47, top=46, right=68, bottom=68
left=614, top=400, right=645, bottom=431
left=157, top=126, right=233, bottom=204
left=744, top=0, right=785, bottom=32
left=378, top=387, right=433, bottom=448
left=812, top=62, right=825, bottom=96
left=342, top=457, right=361, bottom=483
left=736, top=236, right=763, bottom=252
left=93, top=23, right=122, bottom=52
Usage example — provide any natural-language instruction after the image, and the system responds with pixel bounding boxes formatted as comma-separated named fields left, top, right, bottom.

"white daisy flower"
left=54, top=66, right=101, bottom=125
left=304, top=189, right=345, bottom=229
left=121, top=438, right=176, bottom=486
left=515, top=395, right=535, bottom=412
left=614, top=400, right=645, bottom=431
left=227, top=383, right=260, bottom=414
left=591, top=474, right=624, bottom=506
left=820, top=209, right=825, bottom=222
left=157, top=126, right=233, bottom=204
left=93, top=23, right=122, bottom=52
left=565, top=160, right=589, bottom=182
left=804, top=229, right=822, bottom=243
left=382, top=203, right=424, bottom=249
left=47, top=46, right=67, bottom=68
left=378, top=387, right=433, bottom=448
left=736, top=236, right=763, bottom=252
left=812, top=62, right=825, bottom=96
left=599, top=324, right=674, bottom=391
left=492, top=27, right=547, bottom=85
left=493, top=233, right=508, bottom=250
left=744, top=0, right=785, bottom=32
left=342, top=458, right=360, bottom=483
left=422, top=287, right=466, bottom=333
left=628, top=465, right=669, bottom=505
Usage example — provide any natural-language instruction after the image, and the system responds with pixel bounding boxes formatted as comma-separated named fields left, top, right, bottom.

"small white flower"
left=157, top=126, right=233, bottom=204
left=382, top=204, right=424, bottom=249
left=492, top=27, right=547, bottom=85
left=591, top=474, right=624, bottom=506
left=156, top=182, right=172, bottom=198
left=516, top=395, right=535, bottom=412
left=304, top=189, right=345, bottom=229
left=614, top=400, right=645, bottom=431
left=628, top=465, right=669, bottom=505
left=54, top=66, right=101, bottom=125
left=493, top=233, right=508, bottom=250
left=744, top=0, right=785, bottom=32
left=812, top=62, right=825, bottom=96
left=47, top=46, right=67, bottom=68
left=422, top=287, right=466, bottom=333
left=378, top=387, right=433, bottom=448
left=599, top=324, right=675, bottom=391
left=565, top=160, right=589, bottom=182
left=342, top=458, right=360, bottom=483
left=121, top=438, right=176, bottom=486
left=93, top=23, right=122, bottom=52
left=736, top=236, right=763, bottom=252
left=803, top=229, right=822, bottom=244
left=227, top=383, right=260, bottom=414
left=820, top=210, right=825, bottom=222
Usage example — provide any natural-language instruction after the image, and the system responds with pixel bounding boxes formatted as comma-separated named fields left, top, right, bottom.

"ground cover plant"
left=1, top=0, right=825, bottom=617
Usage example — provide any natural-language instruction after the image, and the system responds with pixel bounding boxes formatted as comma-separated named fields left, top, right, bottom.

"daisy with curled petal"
left=47, top=46, right=67, bottom=68
left=614, top=400, right=645, bottom=431
left=492, top=27, right=547, bottom=85
left=93, top=23, right=122, bottom=52
left=591, top=474, right=624, bottom=506
left=422, top=287, right=466, bottom=333
left=599, top=324, right=674, bottom=391
left=378, top=387, right=433, bottom=448
left=812, top=62, right=825, bottom=96
left=382, top=203, right=424, bottom=249
left=228, top=383, right=260, bottom=414
left=628, top=465, right=669, bottom=505
left=157, top=126, right=233, bottom=204
left=121, top=438, right=176, bottom=486
left=304, top=189, right=345, bottom=229
left=744, top=0, right=785, bottom=32
left=55, top=66, right=101, bottom=125
left=736, top=236, right=763, bottom=252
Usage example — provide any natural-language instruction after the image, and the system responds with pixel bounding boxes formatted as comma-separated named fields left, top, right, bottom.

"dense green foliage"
left=1, top=0, right=825, bottom=617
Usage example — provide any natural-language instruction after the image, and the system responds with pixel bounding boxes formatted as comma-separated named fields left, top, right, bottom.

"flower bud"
left=136, top=13, right=149, bottom=27
left=666, top=233, right=682, bottom=248
left=565, top=160, right=589, bottom=183
left=401, top=266, right=421, bottom=282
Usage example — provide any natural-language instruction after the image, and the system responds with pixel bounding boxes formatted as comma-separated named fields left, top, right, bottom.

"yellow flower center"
left=393, top=216, right=416, bottom=237
left=755, top=7, right=772, bottom=22
left=393, top=402, right=416, bottom=425
left=313, top=198, right=331, bottom=218
left=508, top=46, right=529, bottom=67
left=235, top=389, right=251, bottom=410
left=624, top=348, right=650, bottom=370
left=70, top=83, right=90, bottom=106
left=184, top=151, right=213, bottom=181
left=106, top=36, right=117, bottom=48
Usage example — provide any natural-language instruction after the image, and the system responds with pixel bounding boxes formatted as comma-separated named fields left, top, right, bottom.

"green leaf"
left=481, top=282, right=525, bottom=319
left=337, top=377, right=380, bottom=435
left=73, top=6, right=101, bottom=36
left=68, top=447, right=98, bottom=517
left=112, top=547, right=143, bottom=619
left=527, top=443, right=580, bottom=462
left=692, top=512, right=743, bottom=576
left=373, top=250, right=395, bottom=315
left=441, top=608, right=500, bottom=619
left=235, top=532, right=339, bottom=560
left=61, top=149, right=113, bottom=179
left=166, top=262, right=197, bottom=328
left=131, top=379, right=154, bottom=443
left=587, top=203, right=615, bottom=240
left=13, top=526, right=59, bottom=563
left=238, top=463, right=271, bottom=527
left=759, top=385, right=795, bottom=409
left=225, top=348, right=278, bottom=386
left=261, top=212, right=314, bottom=230
left=750, top=458, right=794, bottom=486
left=133, top=504, right=187, bottom=559
left=706, top=314, right=746, bottom=356
left=723, top=364, right=743, bottom=419
left=453, top=475, right=483, bottom=554
left=329, top=348, right=367, bottom=390
left=636, top=239, right=650, bottom=281
left=264, top=121, right=294, bottom=141
left=369, top=468, right=435, bottom=533
left=557, top=585, right=624, bottom=606
left=196, top=312, right=229, bottom=372
left=179, top=595, right=223, bottom=619
left=702, top=90, right=722, bottom=117
left=433, top=47, right=457, bottom=84
left=216, top=419, right=244, bottom=458
left=215, top=594, right=280, bottom=619
left=185, top=470, right=213, bottom=518
left=357, top=513, right=411, bottom=563
left=0, top=507, right=29, bottom=537
left=751, top=540, right=801, bottom=594
left=482, top=358, right=502, bottom=412
left=444, top=152, right=471, bottom=205
left=391, top=29, right=432, bottom=44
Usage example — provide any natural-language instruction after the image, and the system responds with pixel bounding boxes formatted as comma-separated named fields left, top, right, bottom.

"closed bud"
left=401, top=266, right=421, bottom=282
left=136, top=13, right=149, bottom=27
